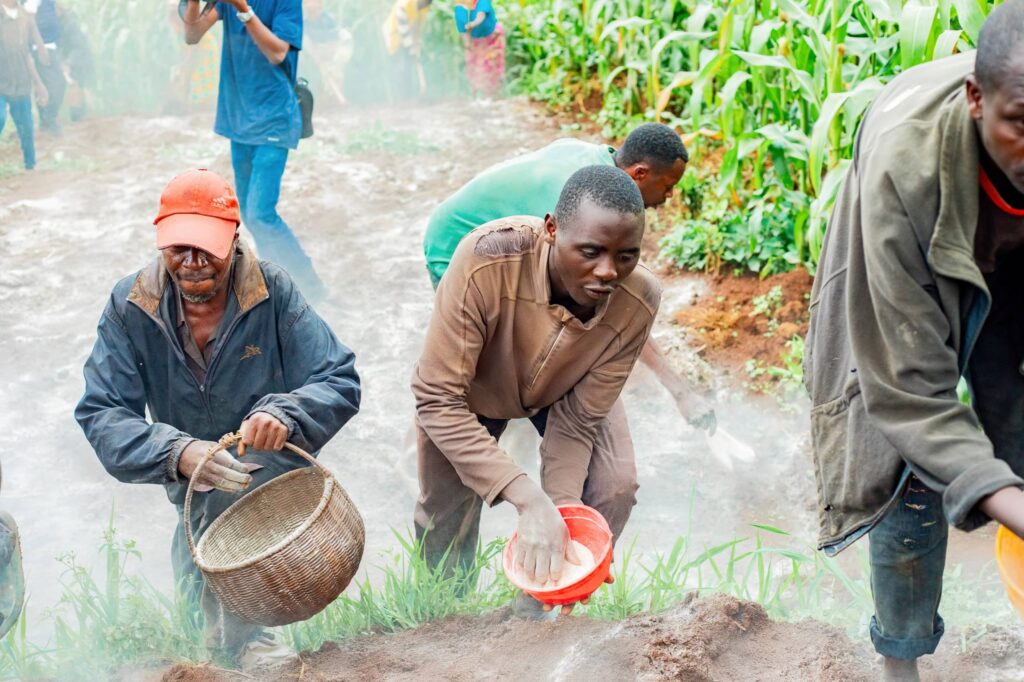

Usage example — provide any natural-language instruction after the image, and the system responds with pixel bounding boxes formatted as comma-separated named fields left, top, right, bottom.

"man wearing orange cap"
left=75, top=169, right=361, bottom=669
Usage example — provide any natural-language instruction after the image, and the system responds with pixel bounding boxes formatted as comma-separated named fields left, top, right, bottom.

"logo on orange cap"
left=154, top=169, right=241, bottom=260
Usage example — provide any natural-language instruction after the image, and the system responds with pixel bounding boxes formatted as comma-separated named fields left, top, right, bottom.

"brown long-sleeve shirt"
left=412, top=217, right=662, bottom=505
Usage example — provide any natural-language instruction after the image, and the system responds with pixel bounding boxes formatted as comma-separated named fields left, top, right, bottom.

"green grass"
left=338, top=121, right=441, bottom=156
left=0, top=510, right=1016, bottom=679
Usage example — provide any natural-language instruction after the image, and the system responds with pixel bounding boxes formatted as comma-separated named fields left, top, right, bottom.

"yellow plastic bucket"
left=995, top=525, right=1024, bottom=618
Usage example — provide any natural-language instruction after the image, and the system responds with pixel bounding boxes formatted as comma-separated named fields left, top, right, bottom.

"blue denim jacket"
left=75, top=242, right=360, bottom=504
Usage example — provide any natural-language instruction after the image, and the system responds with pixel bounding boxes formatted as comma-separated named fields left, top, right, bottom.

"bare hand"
left=35, top=86, right=48, bottom=108
left=219, top=0, right=250, bottom=11
left=980, top=486, right=1024, bottom=539
left=542, top=574, right=615, bottom=616
left=178, top=440, right=252, bottom=493
left=240, top=412, right=288, bottom=452
left=512, top=491, right=579, bottom=585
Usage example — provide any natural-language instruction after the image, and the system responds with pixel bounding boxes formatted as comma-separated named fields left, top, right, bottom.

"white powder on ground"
left=512, top=540, right=597, bottom=591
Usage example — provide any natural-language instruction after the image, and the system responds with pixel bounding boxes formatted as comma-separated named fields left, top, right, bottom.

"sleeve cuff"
left=166, top=437, right=197, bottom=484
left=247, top=405, right=296, bottom=440
left=943, top=458, right=1024, bottom=531
left=484, top=470, right=527, bottom=507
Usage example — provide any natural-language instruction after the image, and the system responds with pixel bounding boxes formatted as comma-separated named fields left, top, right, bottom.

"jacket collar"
left=927, top=88, right=987, bottom=292
left=127, top=239, right=269, bottom=317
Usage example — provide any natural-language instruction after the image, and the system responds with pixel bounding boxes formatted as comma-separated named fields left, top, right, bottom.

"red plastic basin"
left=503, top=505, right=613, bottom=606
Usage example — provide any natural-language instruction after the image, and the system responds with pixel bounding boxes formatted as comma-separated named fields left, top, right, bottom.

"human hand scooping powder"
left=513, top=540, right=595, bottom=591
left=502, top=477, right=582, bottom=585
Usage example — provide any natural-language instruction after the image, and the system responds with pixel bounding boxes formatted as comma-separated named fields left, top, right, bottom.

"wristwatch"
left=237, top=6, right=255, bottom=23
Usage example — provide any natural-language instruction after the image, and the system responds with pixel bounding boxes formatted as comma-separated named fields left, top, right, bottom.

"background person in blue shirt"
left=181, top=0, right=327, bottom=302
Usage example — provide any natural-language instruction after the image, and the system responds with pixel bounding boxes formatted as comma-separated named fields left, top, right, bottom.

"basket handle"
left=182, top=431, right=330, bottom=560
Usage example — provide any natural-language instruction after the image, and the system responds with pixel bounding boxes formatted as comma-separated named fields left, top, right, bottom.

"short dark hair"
left=975, top=0, right=1024, bottom=92
left=616, top=123, right=689, bottom=169
left=555, top=165, right=645, bottom=227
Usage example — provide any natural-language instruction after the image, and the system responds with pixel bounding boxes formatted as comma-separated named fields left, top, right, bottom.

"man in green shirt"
left=423, top=123, right=715, bottom=430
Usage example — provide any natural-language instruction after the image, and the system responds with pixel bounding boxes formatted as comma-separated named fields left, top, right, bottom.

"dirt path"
left=160, top=594, right=1024, bottom=681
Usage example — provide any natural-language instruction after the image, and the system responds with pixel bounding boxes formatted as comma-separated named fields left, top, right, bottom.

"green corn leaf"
left=655, top=70, right=700, bottom=116
left=597, top=17, right=653, bottom=44
left=933, top=29, right=963, bottom=59
left=719, top=71, right=753, bottom=108
left=756, top=124, right=811, bottom=161
left=652, top=30, right=716, bottom=63
left=808, top=158, right=852, bottom=261
left=809, top=92, right=852, bottom=194
left=775, top=0, right=821, bottom=32
left=732, top=50, right=820, bottom=106
left=686, top=4, right=716, bottom=33
left=950, top=0, right=987, bottom=44
left=749, top=20, right=783, bottom=54
left=900, top=1, right=939, bottom=70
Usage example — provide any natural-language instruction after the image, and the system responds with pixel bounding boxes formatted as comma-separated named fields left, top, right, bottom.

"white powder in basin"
left=512, top=540, right=597, bottom=591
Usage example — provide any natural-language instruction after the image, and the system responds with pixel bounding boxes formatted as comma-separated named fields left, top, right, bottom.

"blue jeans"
left=230, top=142, right=326, bottom=301
left=0, top=96, right=36, bottom=169
left=868, top=476, right=947, bottom=659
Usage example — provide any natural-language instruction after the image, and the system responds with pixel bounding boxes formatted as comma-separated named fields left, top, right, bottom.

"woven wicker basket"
left=183, top=433, right=365, bottom=627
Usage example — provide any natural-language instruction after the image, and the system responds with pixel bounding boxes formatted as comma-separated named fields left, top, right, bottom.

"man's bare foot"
left=882, top=656, right=921, bottom=682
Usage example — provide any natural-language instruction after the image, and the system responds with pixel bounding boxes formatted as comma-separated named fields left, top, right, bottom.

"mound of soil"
left=154, top=595, right=868, bottom=681
left=156, top=594, right=1024, bottom=681
left=668, top=268, right=813, bottom=387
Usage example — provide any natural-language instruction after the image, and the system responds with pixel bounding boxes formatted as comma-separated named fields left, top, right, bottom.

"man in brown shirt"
left=412, top=165, right=661, bottom=613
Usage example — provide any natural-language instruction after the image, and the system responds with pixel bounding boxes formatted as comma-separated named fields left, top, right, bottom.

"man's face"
left=546, top=199, right=644, bottom=310
left=630, top=158, right=687, bottom=208
left=967, top=54, right=1024, bottom=194
left=162, top=241, right=235, bottom=304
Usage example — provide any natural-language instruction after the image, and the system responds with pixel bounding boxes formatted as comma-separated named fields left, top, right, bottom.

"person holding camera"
left=180, top=0, right=327, bottom=302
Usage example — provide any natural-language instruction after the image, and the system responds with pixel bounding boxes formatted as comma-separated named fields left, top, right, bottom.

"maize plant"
left=506, top=0, right=998, bottom=272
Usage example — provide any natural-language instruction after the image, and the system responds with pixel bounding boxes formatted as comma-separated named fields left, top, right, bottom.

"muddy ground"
left=160, top=594, right=1024, bottom=681
left=0, top=97, right=1017, bottom=679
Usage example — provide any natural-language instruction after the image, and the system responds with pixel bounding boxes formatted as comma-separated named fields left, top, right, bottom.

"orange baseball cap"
left=154, top=169, right=241, bottom=260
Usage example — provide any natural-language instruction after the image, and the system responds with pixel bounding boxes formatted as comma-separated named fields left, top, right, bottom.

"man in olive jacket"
left=805, top=3, right=1024, bottom=679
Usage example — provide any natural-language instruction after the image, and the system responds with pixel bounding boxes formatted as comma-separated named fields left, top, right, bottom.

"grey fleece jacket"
left=805, top=51, right=1024, bottom=553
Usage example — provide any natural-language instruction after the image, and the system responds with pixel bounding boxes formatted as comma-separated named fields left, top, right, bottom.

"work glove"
left=676, top=392, right=717, bottom=435
left=178, top=440, right=252, bottom=493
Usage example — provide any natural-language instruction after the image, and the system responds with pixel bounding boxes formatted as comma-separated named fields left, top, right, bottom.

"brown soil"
left=158, top=594, right=1024, bottom=681
left=664, top=268, right=813, bottom=387
left=161, top=664, right=224, bottom=682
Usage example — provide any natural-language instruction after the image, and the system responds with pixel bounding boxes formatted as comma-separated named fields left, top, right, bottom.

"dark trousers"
left=868, top=253, right=1024, bottom=659
left=414, top=400, right=638, bottom=575
left=34, top=48, right=65, bottom=132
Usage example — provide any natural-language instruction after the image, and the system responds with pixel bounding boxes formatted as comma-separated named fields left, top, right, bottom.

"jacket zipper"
left=133, top=306, right=210, bottom=412
left=958, top=286, right=990, bottom=375
left=131, top=298, right=266, bottom=422
left=203, top=299, right=266, bottom=391
left=529, top=321, right=567, bottom=388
